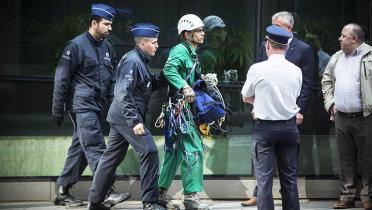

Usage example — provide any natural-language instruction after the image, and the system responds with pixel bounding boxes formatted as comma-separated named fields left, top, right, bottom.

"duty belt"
left=337, top=111, right=363, bottom=118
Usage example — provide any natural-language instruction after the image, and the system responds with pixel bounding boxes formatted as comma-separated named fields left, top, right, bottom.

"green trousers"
left=158, top=121, right=204, bottom=193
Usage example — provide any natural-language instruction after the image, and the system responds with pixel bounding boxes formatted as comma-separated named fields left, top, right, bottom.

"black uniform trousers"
left=57, top=111, right=107, bottom=188
left=252, top=117, right=300, bottom=210
left=335, top=112, right=372, bottom=203
left=89, top=123, right=159, bottom=204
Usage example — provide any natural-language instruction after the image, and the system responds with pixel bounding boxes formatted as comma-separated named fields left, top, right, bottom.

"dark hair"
left=88, top=15, right=103, bottom=28
left=348, top=23, right=365, bottom=42
left=179, top=30, right=190, bottom=40
left=267, top=39, right=287, bottom=50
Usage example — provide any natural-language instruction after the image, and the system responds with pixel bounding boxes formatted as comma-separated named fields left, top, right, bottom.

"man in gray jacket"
left=322, top=23, right=372, bottom=210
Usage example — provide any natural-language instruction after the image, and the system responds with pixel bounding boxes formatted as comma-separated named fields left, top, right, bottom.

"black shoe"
left=88, top=202, right=111, bottom=210
left=104, top=186, right=131, bottom=207
left=53, top=186, right=83, bottom=207
left=143, top=203, right=166, bottom=210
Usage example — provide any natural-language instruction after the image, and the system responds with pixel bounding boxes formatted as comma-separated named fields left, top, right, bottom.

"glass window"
left=0, top=0, right=369, bottom=177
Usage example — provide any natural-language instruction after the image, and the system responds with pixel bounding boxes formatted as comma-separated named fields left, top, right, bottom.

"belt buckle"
left=348, top=112, right=362, bottom=117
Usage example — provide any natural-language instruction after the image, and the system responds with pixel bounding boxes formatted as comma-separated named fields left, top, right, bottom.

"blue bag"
left=164, top=107, right=177, bottom=151
left=193, top=80, right=225, bottom=124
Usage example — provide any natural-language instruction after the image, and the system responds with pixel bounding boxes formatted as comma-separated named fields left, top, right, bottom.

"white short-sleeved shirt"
left=241, top=54, right=302, bottom=120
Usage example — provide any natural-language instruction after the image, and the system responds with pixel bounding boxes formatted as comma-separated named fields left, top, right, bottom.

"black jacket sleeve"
left=107, top=42, right=117, bottom=101
left=297, top=45, right=315, bottom=114
left=52, top=42, right=78, bottom=117
left=116, top=60, right=143, bottom=126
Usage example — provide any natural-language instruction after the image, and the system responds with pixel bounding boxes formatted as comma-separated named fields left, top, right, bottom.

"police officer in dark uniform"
left=241, top=25, right=302, bottom=210
left=52, top=3, right=130, bottom=207
left=88, top=23, right=167, bottom=210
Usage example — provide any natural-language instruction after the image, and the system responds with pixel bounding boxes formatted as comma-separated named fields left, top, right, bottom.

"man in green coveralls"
left=158, top=14, right=210, bottom=210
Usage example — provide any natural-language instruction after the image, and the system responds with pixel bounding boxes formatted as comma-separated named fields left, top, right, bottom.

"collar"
left=268, top=53, right=285, bottom=59
left=288, top=37, right=293, bottom=45
left=86, top=31, right=103, bottom=45
left=182, top=41, right=197, bottom=55
left=135, top=46, right=151, bottom=63
left=349, top=44, right=363, bottom=56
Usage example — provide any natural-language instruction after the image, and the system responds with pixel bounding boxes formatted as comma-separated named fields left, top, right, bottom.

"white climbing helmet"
left=203, top=15, right=226, bottom=32
left=177, top=14, right=204, bottom=35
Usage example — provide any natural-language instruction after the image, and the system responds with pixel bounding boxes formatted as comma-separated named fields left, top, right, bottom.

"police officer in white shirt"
left=241, top=25, right=302, bottom=210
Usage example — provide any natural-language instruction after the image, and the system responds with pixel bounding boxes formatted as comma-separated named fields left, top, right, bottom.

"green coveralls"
left=158, top=42, right=204, bottom=193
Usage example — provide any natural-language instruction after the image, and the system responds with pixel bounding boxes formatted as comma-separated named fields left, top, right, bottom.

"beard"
left=102, top=32, right=110, bottom=39
left=95, top=27, right=110, bottom=40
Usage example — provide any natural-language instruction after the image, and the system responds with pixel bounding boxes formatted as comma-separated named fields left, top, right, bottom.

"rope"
left=201, top=73, right=225, bottom=126
left=154, top=111, right=165, bottom=128
left=201, top=73, right=218, bottom=86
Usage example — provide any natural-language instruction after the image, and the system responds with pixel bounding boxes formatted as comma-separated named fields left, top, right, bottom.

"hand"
left=133, top=123, right=145, bottom=135
left=251, top=109, right=257, bottom=120
left=182, top=84, right=195, bottom=103
left=296, top=113, right=303, bottom=125
left=52, top=115, right=64, bottom=126
left=329, top=104, right=336, bottom=116
left=242, top=96, right=254, bottom=104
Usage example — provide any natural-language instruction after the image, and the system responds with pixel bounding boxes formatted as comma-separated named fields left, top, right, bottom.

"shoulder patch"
left=61, top=50, right=71, bottom=60
left=124, top=69, right=134, bottom=81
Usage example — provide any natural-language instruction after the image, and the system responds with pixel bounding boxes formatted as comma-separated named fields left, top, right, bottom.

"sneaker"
left=88, top=202, right=111, bottom=210
left=158, top=189, right=180, bottom=210
left=143, top=202, right=167, bottom=210
left=333, top=200, right=355, bottom=209
left=53, top=186, right=83, bottom=207
left=183, top=193, right=209, bottom=210
left=104, top=186, right=131, bottom=207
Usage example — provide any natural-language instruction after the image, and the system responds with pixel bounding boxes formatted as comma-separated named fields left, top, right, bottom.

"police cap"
left=266, top=25, right=293, bottom=45
left=130, top=23, right=160, bottom=38
left=91, top=4, right=116, bottom=22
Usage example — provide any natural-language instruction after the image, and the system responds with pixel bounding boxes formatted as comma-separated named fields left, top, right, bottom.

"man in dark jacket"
left=88, top=23, right=167, bottom=210
left=52, top=3, right=129, bottom=207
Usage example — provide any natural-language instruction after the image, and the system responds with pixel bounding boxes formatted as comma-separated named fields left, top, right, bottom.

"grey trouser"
left=252, top=118, right=300, bottom=210
left=57, top=111, right=107, bottom=188
left=335, top=112, right=372, bottom=202
left=89, top=123, right=159, bottom=204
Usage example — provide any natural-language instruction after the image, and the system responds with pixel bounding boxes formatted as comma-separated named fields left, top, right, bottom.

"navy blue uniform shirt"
left=52, top=32, right=117, bottom=116
left=107, top=47, right=166, bottom=127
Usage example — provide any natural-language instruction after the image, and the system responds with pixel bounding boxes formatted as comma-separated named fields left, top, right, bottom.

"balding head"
left=339, top=23, right=364, bottom=54
left=345, top=23, right=365, bottom=43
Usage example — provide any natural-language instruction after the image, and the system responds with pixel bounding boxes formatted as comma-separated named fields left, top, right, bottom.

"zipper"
left=364, top=62, right=367, bottom=78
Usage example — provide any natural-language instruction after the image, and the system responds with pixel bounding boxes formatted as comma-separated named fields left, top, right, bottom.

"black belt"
left=256, top=117, right=296, bottom=123
left=337, top=111, right=363, bottom=118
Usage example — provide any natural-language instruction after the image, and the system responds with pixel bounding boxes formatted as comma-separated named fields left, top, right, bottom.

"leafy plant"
left=218, top=29, right=254, bottom=80
left=22, top=13, right=89, bottom=74
left=294, top=19, right=340, bottom=54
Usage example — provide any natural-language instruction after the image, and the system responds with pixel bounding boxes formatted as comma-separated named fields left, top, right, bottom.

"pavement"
left=0, top=200, right=366, bottom=210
